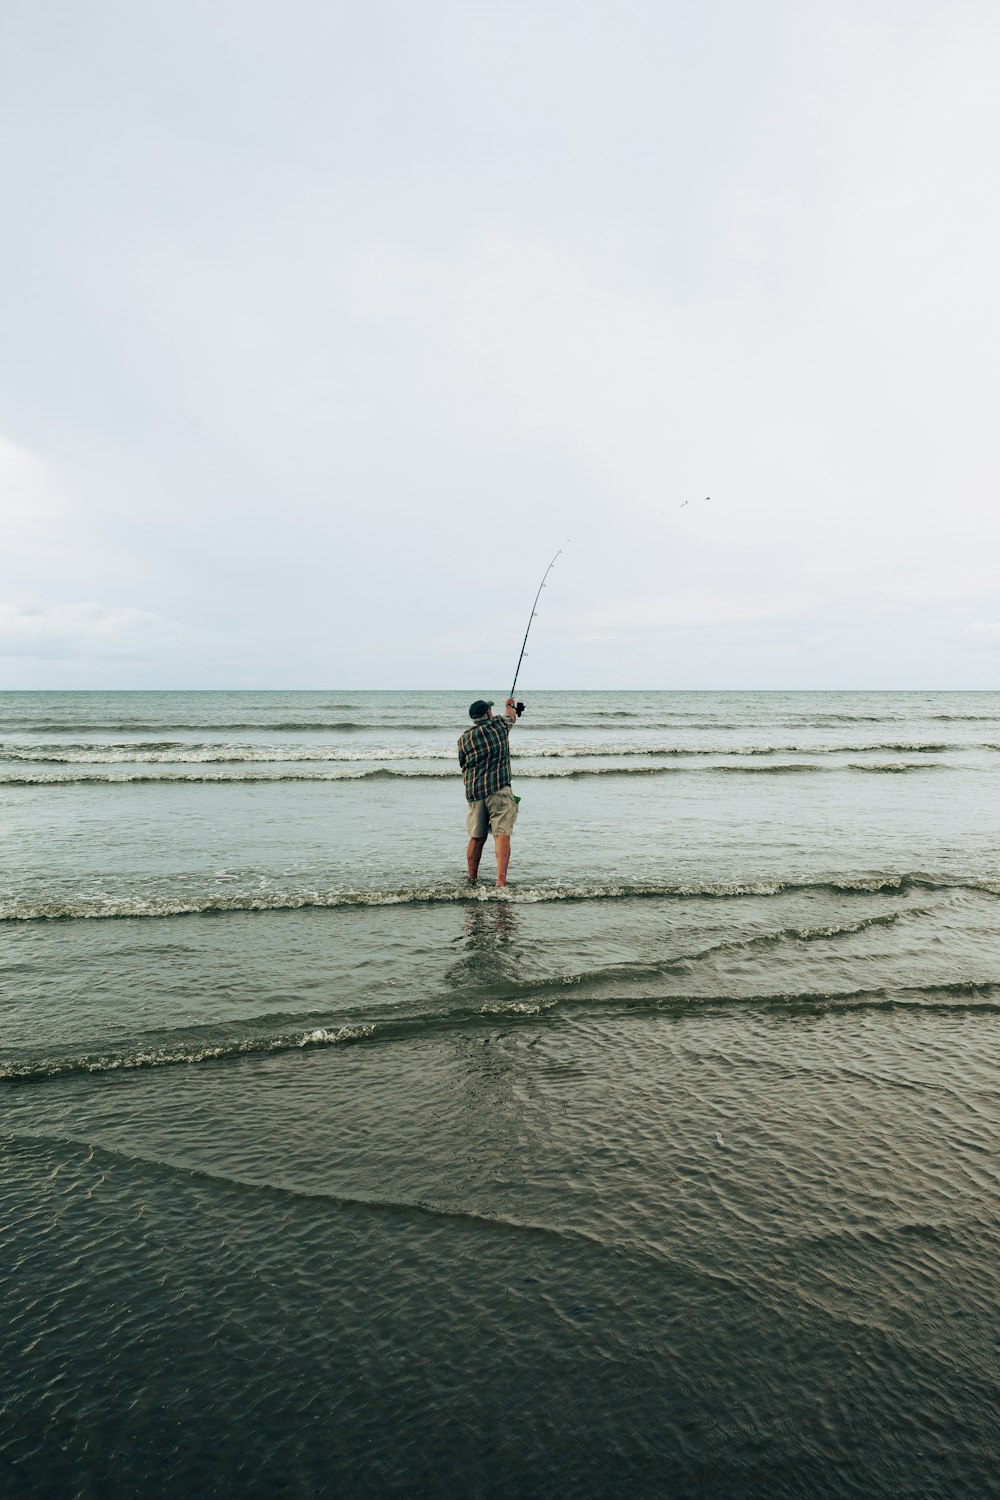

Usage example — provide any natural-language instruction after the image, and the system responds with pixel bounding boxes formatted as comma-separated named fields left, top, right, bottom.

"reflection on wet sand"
left=446, top=901, right=524, bottom=995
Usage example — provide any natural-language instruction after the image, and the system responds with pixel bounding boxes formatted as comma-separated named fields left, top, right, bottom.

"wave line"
left=3, top=871, right=998, bottom=923
left=5, top=977, right=999, bottom=1083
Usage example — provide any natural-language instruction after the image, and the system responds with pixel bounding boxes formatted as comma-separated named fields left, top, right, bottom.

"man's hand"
left=505, top=696, right=518, bottom=720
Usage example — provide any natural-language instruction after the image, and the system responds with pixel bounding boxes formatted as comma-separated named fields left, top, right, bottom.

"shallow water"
left=2, top=691, right=999, bottom=1497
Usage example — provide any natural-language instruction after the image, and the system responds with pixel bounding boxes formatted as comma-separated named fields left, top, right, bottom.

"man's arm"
left=502, top=697, right=518, bottom=725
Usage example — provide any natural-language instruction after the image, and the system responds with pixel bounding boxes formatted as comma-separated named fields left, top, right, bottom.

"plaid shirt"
left=458, top=713, right=515, bottom=802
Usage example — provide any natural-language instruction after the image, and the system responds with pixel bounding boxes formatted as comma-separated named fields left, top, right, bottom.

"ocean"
left=2, top=689, right=998, bottom=1498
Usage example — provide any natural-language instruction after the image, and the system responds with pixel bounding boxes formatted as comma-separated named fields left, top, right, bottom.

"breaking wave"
left=0, top=739, right=982, bottom=770
left=0, top=764, right=819, bottom=786
left=1, top=769, right=458, bottom=786
left=707, top=762, right=822, bottom=775
left=847, top=761, right=944, bottom=774
left=0, top=758, right=957, bottom=787
left=5, top=971, right=999, bottom=1083
left=1, top=743, right=451, bottom=764
left=4, top=871, right=999, bottom=923
left=0, top=720, right=371, bottom=734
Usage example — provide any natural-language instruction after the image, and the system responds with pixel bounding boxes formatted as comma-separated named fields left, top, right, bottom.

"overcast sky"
left=2, top=0, right=999, bottom=690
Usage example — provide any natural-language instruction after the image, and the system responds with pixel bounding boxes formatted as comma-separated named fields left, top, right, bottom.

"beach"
left=2, top=690, right=999, bottom=1497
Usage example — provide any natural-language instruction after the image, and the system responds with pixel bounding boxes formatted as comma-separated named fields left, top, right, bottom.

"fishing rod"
left=509, top=545, right=566, bottom=715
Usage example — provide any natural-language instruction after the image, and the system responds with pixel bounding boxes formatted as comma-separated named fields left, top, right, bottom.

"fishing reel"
left=514, top=701, right=525, bottom=718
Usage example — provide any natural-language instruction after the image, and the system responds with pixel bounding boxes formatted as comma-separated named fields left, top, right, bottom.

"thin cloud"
left=956, top=623, right=1000, bottom=651
left=0, top=601, right=183, bottom=660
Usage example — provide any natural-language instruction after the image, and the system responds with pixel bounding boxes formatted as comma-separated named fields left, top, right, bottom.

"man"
left=458, top=696, right=520, bottom=887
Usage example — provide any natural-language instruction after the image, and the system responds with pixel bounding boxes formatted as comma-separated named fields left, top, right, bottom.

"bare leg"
left=495, top=834, right=511, bottom=887
left=467, top=836, right=487, bottom=881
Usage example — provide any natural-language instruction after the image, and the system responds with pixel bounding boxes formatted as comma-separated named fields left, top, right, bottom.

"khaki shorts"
left=466, top=785, right=519, bottom=839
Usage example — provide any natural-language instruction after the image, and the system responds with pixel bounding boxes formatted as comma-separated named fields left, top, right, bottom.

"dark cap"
left=469, top=699, right=494, bottom=719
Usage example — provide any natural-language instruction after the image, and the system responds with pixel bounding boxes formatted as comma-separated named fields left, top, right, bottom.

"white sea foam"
left=3, top=872, right=998, bottom=923
left=298, top=1025, right=376, bottom=1046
